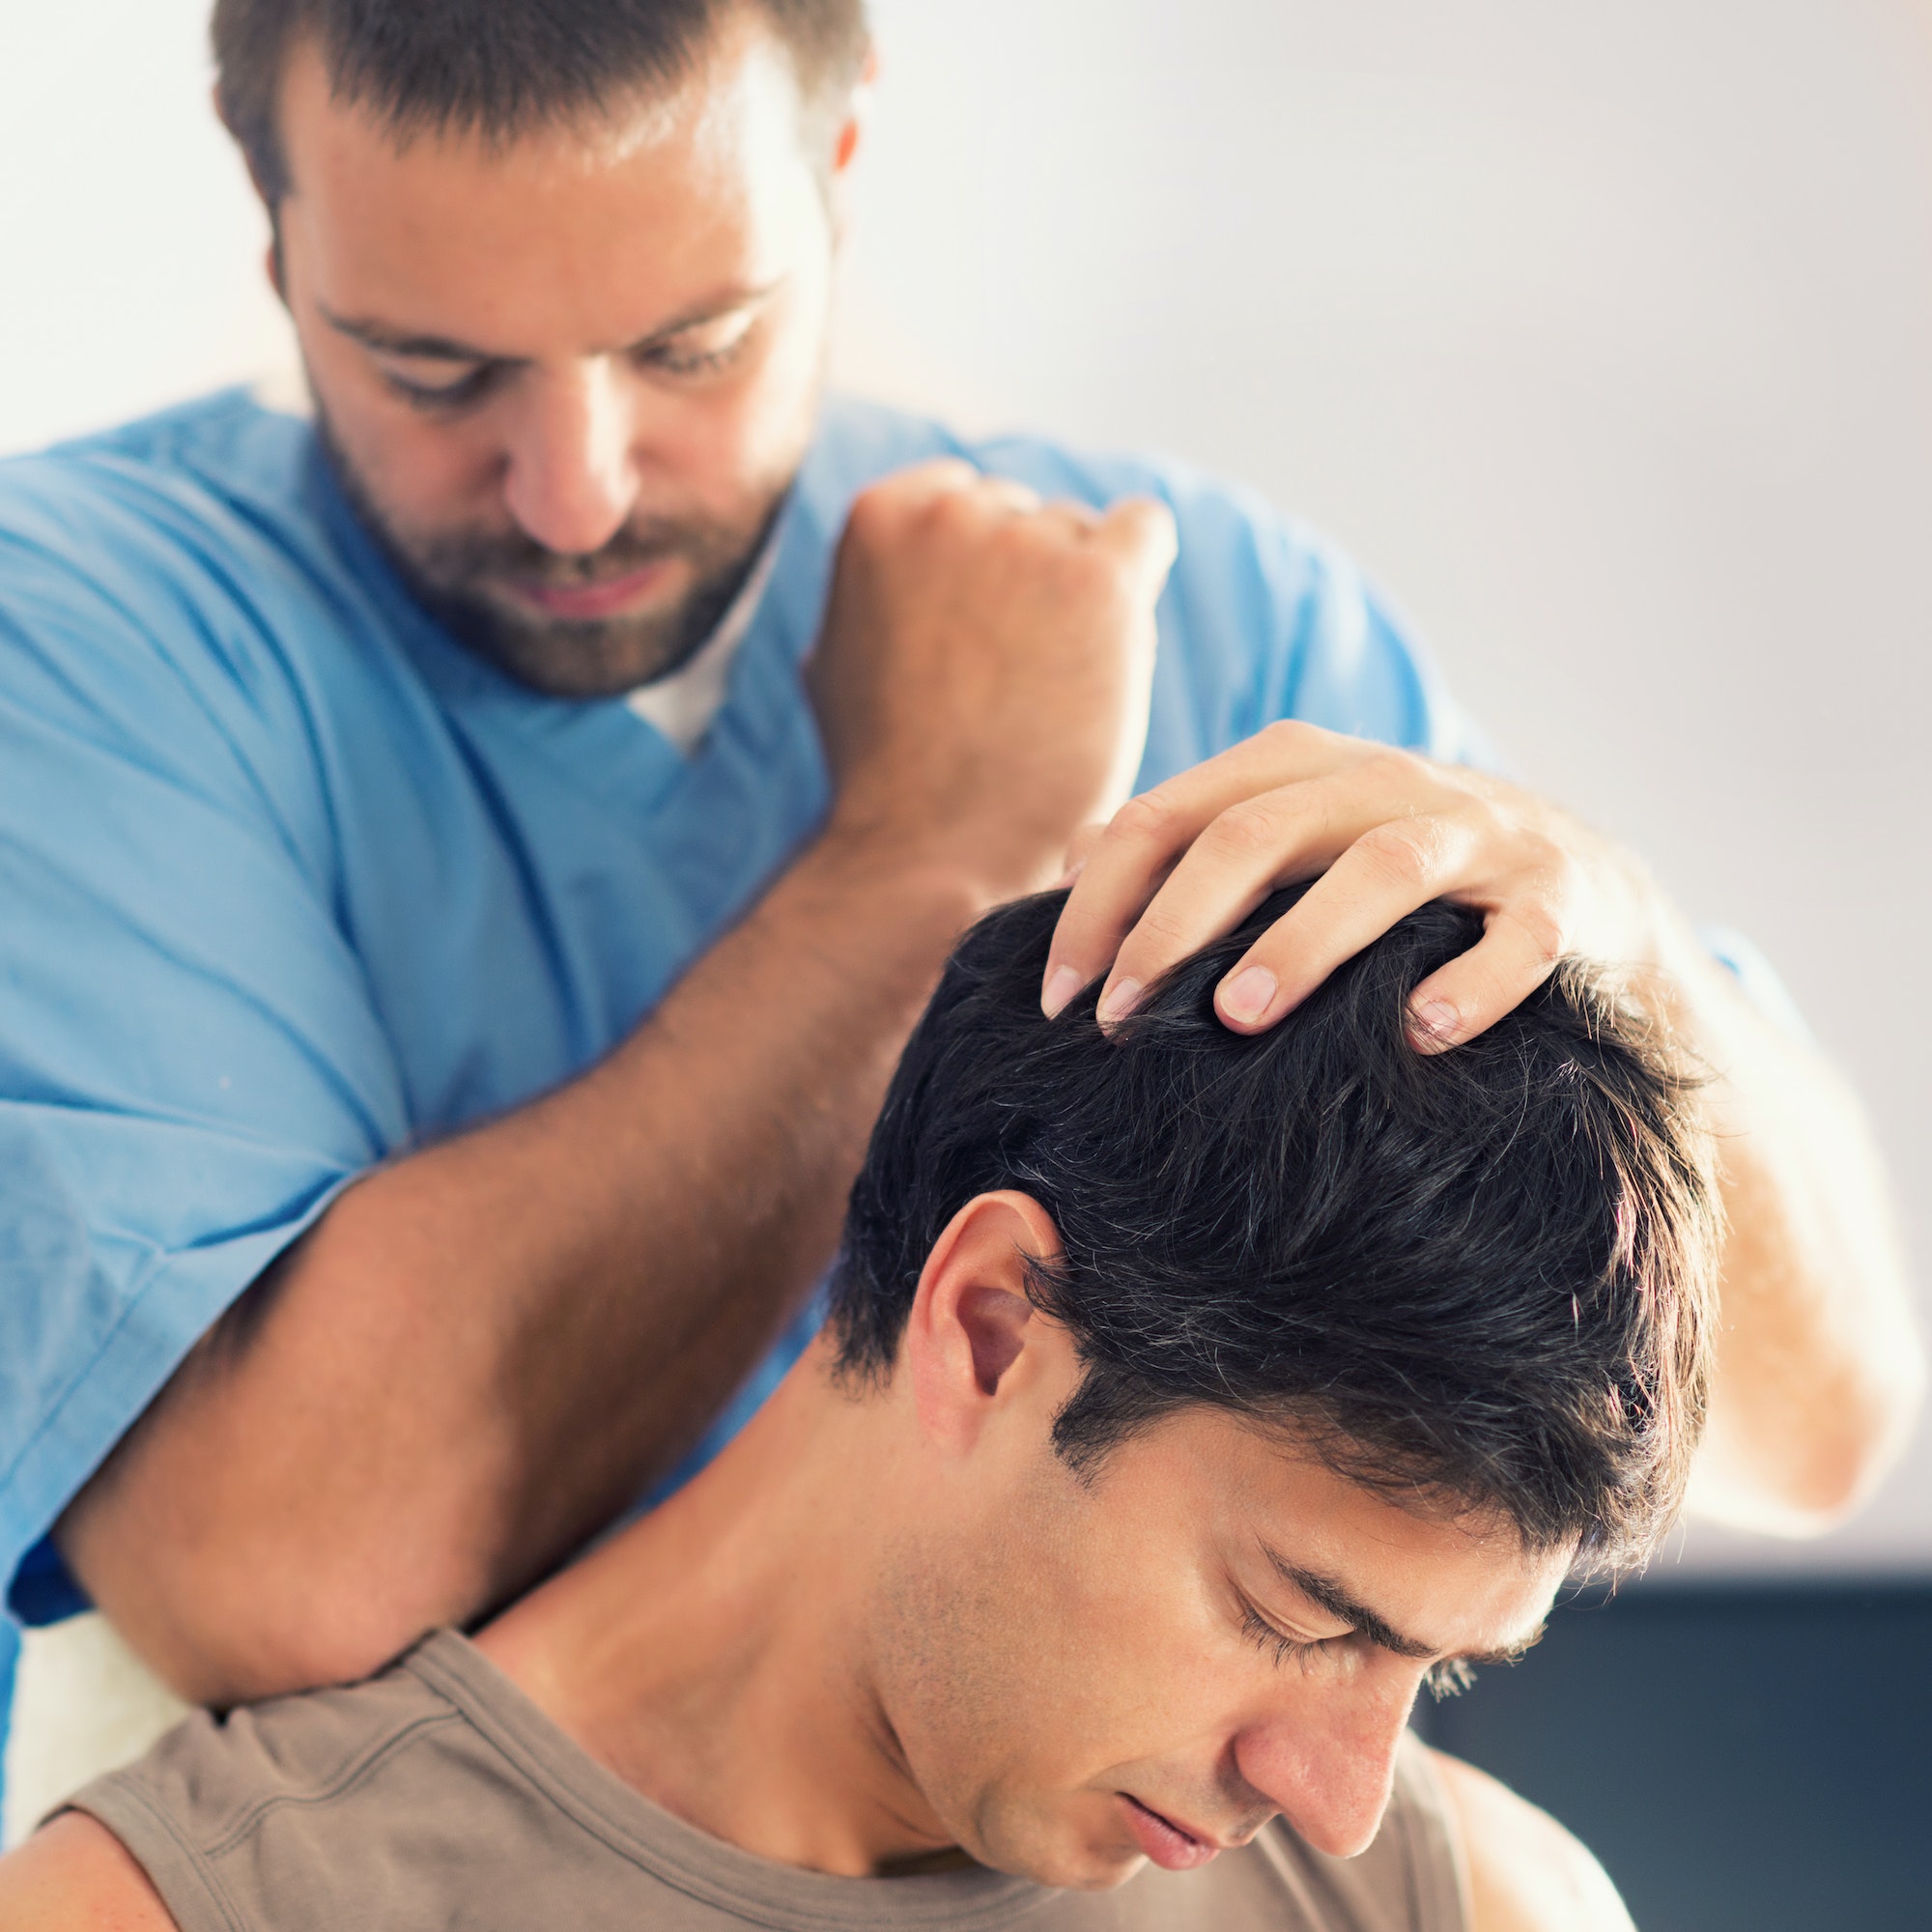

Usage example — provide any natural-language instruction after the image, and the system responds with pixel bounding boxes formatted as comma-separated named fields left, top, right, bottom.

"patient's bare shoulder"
left=0, top=1811, right=177, bottom=1932
left=1431, top=1748, right=1635, bottom=1932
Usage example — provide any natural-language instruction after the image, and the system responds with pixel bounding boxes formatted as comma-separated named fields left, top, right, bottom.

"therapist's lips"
left=505, top=559, right=674, bottom=621
left=1120, top=1795, right=1224, bottom=1871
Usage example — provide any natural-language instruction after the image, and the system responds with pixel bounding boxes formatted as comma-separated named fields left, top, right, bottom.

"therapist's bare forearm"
left=1662, top=925, right=1923, bottom=1534
left=59, top=826, right=989, bottom=1705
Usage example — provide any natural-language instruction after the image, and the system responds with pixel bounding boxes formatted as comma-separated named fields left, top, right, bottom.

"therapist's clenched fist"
left=1041, top=721, right=1660, bottom=1051
left=810, top=460, right=1178, bottom=895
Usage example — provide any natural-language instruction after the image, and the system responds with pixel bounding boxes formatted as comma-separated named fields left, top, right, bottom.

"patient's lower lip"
left=1121, top=1795, right=1222, bottom=1871
left=510, top=561, right=669, bottom=620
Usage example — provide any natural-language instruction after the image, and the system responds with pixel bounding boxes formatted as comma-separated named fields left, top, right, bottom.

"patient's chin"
left=967, top=1813, right=1150, bottom=1893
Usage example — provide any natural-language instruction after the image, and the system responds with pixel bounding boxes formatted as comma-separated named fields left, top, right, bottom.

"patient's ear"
left=904, top=1192, right=1068, bottom=1450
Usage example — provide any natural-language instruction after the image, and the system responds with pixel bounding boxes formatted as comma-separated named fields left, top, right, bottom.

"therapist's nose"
left=1232, top=1666, right=1421, bottom=1859
left=500, top=359, right=641, bottom=557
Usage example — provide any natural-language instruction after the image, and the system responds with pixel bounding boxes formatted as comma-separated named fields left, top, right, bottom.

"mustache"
left=416, top=520, right=710, bottom=590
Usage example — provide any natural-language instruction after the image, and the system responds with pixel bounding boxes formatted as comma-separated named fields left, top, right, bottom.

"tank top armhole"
left=62, top=1773, right=244, bottom=1932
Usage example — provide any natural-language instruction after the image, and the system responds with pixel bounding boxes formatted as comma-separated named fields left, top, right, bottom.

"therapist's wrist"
left=815, top=797, right=1073, bottom=917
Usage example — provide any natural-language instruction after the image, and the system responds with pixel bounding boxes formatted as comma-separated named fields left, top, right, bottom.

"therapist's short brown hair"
left=212, top=0, right=870, bottom=204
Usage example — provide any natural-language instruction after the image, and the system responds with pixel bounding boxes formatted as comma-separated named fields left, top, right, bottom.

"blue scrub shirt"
left=0, top=386, right=1488, bottom=1777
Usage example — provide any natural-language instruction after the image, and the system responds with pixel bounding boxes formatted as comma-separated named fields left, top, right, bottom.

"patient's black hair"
left=829, top=888, right=1719, bottom=1570
left=212, top=0, right=870, bottom=204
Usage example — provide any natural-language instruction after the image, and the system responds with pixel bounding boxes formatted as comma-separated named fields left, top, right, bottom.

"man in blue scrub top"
left=0, top=0, right=1919, bottom=1815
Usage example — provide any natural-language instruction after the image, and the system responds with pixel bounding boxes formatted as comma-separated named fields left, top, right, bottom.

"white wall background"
left=4, top=0, right=1930, bottom=1575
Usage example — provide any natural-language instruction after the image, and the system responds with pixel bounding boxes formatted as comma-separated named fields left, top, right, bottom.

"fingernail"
left=1220, top=966, right=1278, bottom=1025
left=1408, top=998, right=1459, bottom=1043
left=1042, top=964, right=1086, bottom=1018
left=1096, top=978, right=1144, bottom=1026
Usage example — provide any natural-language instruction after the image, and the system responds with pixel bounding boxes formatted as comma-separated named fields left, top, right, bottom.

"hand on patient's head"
left=830, top=882, right=1720, bottom=1571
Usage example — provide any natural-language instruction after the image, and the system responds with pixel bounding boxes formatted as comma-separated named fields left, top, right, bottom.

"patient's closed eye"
left=1239, top=1601, right=1327, bottom=1670
left=1242, top=1597, right=1485, bottom=1699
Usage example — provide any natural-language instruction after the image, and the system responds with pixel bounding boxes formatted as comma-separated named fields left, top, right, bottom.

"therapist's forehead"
left=272, top=18, right=821, bottom=348
left=270, top=5, right=811, bottom=218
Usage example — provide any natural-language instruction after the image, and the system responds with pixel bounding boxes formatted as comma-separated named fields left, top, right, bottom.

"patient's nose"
left=1232, top=1672, right=1419, bottom=1858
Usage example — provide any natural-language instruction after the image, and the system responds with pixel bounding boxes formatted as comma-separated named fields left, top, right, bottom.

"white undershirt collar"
left=624, top=535, right=781, bottom=754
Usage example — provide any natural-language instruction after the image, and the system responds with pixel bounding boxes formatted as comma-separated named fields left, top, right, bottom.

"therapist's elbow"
left=58, top=1488, right=503, bottom=1709
left=1690, top=1337, right=1927, bottom=1540
left=1795, top=1321, right=1926, bottom=1527
left=1813, top=1350, right=1925, bottom=1524
left=142, top=1568, right=461, bottom=1710
left=72, top=1569, right=482, bottom=1713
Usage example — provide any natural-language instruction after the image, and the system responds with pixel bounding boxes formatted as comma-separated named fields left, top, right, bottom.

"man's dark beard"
left=316, top=407, right=783, bottom=700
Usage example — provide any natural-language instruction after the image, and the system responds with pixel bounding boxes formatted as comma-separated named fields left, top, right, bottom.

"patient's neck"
left=474, top=1338, right=950, bottom=1878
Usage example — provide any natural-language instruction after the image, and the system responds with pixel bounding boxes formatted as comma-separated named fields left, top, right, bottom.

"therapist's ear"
left=210, top=84, right=291, bottom=303
left=902, top=1191, right=1070, bottom=1453
left=824, top=45, right=879, bottom=244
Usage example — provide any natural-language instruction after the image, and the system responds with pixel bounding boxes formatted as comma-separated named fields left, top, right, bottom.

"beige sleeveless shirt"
left=71, top=1631, right=1468, bottom=1932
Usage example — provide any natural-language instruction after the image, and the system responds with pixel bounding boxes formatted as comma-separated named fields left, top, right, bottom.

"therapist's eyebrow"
left=1259, top=1545, right=1540, bottom=1667
left=319, top=283, right=784, bottom=366
left=323, top=310, right=505, bottom=364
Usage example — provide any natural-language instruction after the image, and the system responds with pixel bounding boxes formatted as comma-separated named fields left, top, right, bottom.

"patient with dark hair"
left=2, top=889, right=1717, bottom=1931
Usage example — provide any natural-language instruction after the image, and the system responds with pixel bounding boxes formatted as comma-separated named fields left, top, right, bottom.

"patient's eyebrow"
left=1261, top=1550, right=1438, bottom=1660
left=1258, top=1545, right=1543, bottom=1668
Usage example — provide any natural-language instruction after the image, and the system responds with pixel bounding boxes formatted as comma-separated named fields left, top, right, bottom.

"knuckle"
left=1205, top=796, right=1287, bottom=862
left=1507, top=900, right=1571, bottom=967
left=972, top=475, right=1035, bottom=518
left=908, top=457, right=976, bottom=496
left=843, top=483, right=895, bottom=543
left=1529, top=832, right=1580, bottom=888
left=1361, top=746, right=1428, bottom=791
left=1122, top=900, right=1193, bottom=957
left=1355, top=817, right=1446, bottom=891
left=1117, top=499, right=1178, bottom=564
left=1107, top=788, right=1182, bottom=848
left=926, top=483, right=980, bottom=532
left=1505, top=832, right=1584, bottom=917
left=1463, top=787, right=1521, bottom=840
left=1259, top=718, right=1313, bottom=749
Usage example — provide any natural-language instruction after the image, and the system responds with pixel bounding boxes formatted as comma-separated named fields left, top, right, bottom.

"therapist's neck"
left=474, top=1340, right=954, bottom=1876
